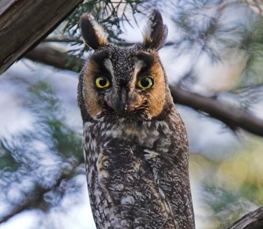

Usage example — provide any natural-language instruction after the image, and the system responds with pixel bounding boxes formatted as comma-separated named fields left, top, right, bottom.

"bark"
left=25, top=44, right=85, bottom=72
left=0, top=0, right=83, bottom=75
left=225, top=206, right=263, bottom=229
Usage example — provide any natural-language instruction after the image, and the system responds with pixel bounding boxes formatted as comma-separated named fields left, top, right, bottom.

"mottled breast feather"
left=82, top=108, right=195, bottom=229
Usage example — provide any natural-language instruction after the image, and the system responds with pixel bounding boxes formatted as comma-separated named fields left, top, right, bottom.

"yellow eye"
left=137, top=77, right=154, bottom=89
left=95, top=77, right=110, bottom=89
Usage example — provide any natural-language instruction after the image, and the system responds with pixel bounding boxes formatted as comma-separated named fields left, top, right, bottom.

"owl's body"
left=78, top=10, right=195, bottom=229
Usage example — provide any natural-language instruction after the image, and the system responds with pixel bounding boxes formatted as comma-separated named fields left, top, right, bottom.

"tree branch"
left=25, top=45, right=85, bottom=72
left=0, top=0, right=83, bottom=75
left=24, top=44, right=263, bottom=138
left=225, top=206, right=263, bottom=229
left=170, top=86, right=263, bottom=137
left=43, top=37, right=80, bottom=43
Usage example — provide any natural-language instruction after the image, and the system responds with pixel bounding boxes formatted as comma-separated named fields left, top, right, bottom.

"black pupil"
left=99, top=78, right=107, bottom=87
left=141, top=78, right=151, bottom=88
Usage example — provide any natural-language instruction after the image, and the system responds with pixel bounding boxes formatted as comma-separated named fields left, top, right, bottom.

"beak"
left=107, top=87, right=129, bottom=115
left=119, top=87, right=128, bottom=114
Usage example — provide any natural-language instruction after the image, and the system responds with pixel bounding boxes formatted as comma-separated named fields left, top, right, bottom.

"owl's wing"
left=87, top=138, right=179, bottom=229
left=143, top=147, right=195, bottom=228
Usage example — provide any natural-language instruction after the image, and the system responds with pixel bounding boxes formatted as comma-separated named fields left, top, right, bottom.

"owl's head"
left=78, top=10, right=172, bottom=122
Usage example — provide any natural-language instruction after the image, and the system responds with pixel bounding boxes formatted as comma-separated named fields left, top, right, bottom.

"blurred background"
left=0, top=0, right=263, bottom=228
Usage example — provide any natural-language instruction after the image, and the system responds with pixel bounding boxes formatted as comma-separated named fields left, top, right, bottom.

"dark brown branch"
left=225, top=206, right=263, bottom=229
left=170, top=86, right=263, bottom=137
left=0, top=186, right=50, bottom=224
left=24, top=44, right=263, bottom=138
left=43, top=37, right=80, bottom=43
left=25, top=45, right=85, bottom=72
left=0, top=0, right=83, bottom=75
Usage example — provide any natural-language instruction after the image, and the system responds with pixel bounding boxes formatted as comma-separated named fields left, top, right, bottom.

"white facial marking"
left=130, top=60, right=145, bottom=90
left=104, top=59, right=114, bottom=78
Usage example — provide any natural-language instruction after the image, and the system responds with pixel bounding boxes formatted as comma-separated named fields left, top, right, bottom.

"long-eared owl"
left=78, top=9, right=195, bottom=229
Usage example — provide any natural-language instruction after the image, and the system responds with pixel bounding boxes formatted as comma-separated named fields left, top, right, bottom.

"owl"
left=78, top=9, right=195, bottom=229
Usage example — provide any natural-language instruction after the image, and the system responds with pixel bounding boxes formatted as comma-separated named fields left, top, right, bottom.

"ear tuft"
left=142, top=9, right=168, bottom=50
left=80, top=14, right=108, bottom=50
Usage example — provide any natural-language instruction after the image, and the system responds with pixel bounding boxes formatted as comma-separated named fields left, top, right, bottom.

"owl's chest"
left=83, top=118, right=188, bottom=183
left=83, top=120, right=173, bottom=159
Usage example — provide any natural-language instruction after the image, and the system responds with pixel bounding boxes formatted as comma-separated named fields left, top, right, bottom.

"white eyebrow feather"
left=134, top=60, right=145, bottom=76
left=104, top=59, right=114, bottom=77
left=130, top=60, right=145, bottom=89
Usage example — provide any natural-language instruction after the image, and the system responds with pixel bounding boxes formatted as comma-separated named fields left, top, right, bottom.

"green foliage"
left=63, top=0, right=142, bottom=59
left=0, top=77, right=84, bottom=225
left=201, top=183, right=255, bottom=229
left=0, top=142, right=20, bottom=171
left=239, top=18, right=263, bottom=87
left=190, top=139, right=263, bottom=228
left=48, top=118, right=83, bottom=160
